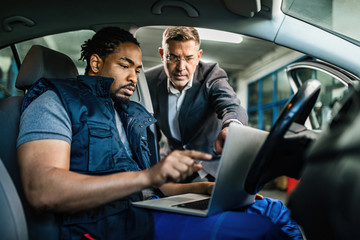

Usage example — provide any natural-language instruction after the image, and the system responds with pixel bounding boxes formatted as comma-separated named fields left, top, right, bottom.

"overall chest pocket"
left=88, top=125, right=114, bottom=172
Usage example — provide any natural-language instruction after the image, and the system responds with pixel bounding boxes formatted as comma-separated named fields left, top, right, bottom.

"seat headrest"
left=15, top=45, right=79, bottom=91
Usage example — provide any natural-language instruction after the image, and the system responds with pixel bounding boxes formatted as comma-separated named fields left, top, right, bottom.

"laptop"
left=132, top=123, right=268, bottom=217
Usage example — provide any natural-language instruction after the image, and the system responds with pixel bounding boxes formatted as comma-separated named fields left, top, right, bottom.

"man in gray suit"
left=146, top=26, right=248, bottom=181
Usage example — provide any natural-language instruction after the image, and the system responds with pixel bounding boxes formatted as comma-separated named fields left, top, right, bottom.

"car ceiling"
left=1, top=0, right=290, bottom=78
left=2, top=0, right=360, bottom=77
left=1, top=0, right=278, bottom=44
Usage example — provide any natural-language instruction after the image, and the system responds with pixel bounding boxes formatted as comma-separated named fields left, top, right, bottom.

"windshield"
left=282, top=0, right=360, bottom=46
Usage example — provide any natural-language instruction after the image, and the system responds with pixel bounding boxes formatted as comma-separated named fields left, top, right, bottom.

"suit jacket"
left=145, top=61, right=248, bottom=156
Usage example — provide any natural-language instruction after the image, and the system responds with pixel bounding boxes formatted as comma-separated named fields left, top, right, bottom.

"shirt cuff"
left=222, top=119, right=242, bottom=129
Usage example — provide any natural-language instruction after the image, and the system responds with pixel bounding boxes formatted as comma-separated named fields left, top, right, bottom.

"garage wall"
left=235, top=47, right=304, bottom=110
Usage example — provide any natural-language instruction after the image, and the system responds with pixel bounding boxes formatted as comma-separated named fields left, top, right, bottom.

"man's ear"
left=198, top=49, right=203, bottom=60
left=89, top=54, right=103, bottom=74
left=158, top=48, right=165, bottom=62
left=196, top=49, right=203, bottom=65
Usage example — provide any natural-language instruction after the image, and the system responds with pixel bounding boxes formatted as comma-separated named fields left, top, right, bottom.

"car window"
left=135, top=26, right=304, bottom=132
left=286, top=61, right=353, bottom=130
left=16, top=30, right=94, bottom=74
left=0, top=30, right=94, bottom=100
left=0, top=47, right=21, bottom=99
left=248, top=67, right=294, bottom=131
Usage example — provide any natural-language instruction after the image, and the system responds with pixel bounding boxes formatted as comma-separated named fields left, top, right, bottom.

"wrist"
left=139, top=169, right=156, bottom=189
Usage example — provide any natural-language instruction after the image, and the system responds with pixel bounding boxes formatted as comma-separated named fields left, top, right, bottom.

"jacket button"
left=148, top=118, right=152, bottom=122
left=139, top=125, right=143, bottom=128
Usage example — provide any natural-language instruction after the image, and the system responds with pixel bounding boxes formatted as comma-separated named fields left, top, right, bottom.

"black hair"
left=80, top=27, right=140, bottom=74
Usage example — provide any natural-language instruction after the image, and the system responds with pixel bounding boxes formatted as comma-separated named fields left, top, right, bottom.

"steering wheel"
left=245, top=79, right=321, bottom=194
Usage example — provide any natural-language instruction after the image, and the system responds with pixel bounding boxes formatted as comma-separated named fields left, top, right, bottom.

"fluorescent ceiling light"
left=196, top=28, right=243, bottom=44
left=199, top=57, right=214, bottom=63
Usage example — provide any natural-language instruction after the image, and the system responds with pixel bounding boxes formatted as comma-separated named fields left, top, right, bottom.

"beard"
left=110, top=83, right=136, bottom=106
left=111, top=92, right=130, bottom=105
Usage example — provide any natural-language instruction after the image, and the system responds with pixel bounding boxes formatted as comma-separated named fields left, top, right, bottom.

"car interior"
left=0, top=41, right=310, bottom=240
left=1, top=0, right=360, bottom=239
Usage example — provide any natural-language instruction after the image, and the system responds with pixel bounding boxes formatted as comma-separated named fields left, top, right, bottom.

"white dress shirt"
left=167, top=77, right=193, bottom=141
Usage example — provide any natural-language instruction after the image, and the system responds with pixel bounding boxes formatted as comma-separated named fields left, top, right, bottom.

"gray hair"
left=162, top=26, right=201, bottom=49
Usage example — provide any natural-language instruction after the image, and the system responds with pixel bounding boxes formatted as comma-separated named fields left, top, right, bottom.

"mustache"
left=114, top=83, right=136, bottom=94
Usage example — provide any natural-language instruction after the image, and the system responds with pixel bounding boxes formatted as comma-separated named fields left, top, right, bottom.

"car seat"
left=131, top=69, right=161, bottom=166
left=0, top=158, right=28, bottom=240
left=0, top=44, right=78, bottom=240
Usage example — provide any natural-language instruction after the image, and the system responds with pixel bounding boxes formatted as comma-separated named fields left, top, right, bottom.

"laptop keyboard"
left=175, top=198, right=210, bottom=210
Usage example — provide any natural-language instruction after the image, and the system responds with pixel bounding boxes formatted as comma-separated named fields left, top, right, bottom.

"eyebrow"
left=169, top=53, right=194, bottom=58
left=120, top=57, right=142, bottom=69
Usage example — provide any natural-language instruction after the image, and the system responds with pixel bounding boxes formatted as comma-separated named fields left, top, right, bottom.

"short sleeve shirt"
left=17, top=90, right=72, bottom=147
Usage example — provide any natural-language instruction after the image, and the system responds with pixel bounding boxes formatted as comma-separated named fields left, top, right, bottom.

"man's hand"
left=145, top=150, right=212, bottom=188
left=215, top=127, right=229, bottom=154
left=255, top=193, right=264, bottom=200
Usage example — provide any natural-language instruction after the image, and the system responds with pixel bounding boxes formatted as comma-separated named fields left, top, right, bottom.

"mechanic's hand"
left=215, top=127, right=229, bottom=154
left=145, top=150, right=212, bottom=188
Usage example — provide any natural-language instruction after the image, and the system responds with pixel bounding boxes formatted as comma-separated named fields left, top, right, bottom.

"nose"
left=128, top=70, right=138, bottom=85
left=176, top=59, right=186, bottom=71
